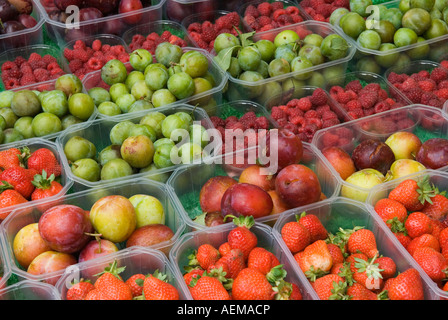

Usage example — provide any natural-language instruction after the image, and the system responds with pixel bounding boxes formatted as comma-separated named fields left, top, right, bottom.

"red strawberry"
left=388, top=268, right=425, bottom=300
left=183, top=269, right=204, bottom=287
left=247, top=247, right=280, bottom=275
left=232, top=267, right=275, bottom=300
left=407, top=233, right=440, bottom=256
left=0, top=184, right=28, bottom=220
left=388, top=177, right=436, bottom=212
left=125, top=273, right=145, bottom=298
left=194, top=243, right=220, bottom=270
left=142, top=271, right=180, bottom=300
left=295, top=240, right=333, bottom=281
left=1, top=167, right=35, bottom=199
left=312, top=274, right=347, bottom=300
left=66, top=280, right=95, bottom=300
left=412, top=247, right=448, bottom=283
left=215, top=248, right=245, bottom=279
left=0, top=147, right=27, bottom=170
left=227, top=216, right=258, bottom=260
left=189, top=274, right=231, bottom=300
left=280, top=216, right=311, bottom=254
left=92, top=261, right=133, bottom=300
left=30, top=171, right=64, bottom=202
left=326, top=243, right=344, bottom=265
left=297, top=212, right=328, bottom=242
left=347, top=283, right=378, bottom=300
left=347, top=228, right=379, bottom=258
left=421, top=194, right=448, bottom=220
left=26, top=148, right=62, bottom=177
left=374, top=198, right=408, bottom=228
left=376, top=256, right=397, bottom=280
left=350, top=254, right=384, bottom=291
left=405, top=211, right=434, bottom=239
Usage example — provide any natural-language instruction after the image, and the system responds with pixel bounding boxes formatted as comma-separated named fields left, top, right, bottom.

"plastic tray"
left=122, top=19, right=191, bottom=50
left=272, top=196, right=440, bottom=300
left=166, top=142, right=341, bottom=231
left=323, top=71, right=413, bottom=121
left=223, top=20, right=356, bottom=106
left=334, top=0, right=448, bottom=74
left=0, top=138, right=73, bottom=222
left=384, top=60, right=448, bottom=108
left=366, top=170, right=448, bottom=299
left=169, top=221, right=318, bottom=300
left=81, top=47, right=227, bottom=120
left=0, top=280, right=61, bottom=300
left=0, top=177, right=186, bottom=285
left=56, top=104, right=219, bottom=189
left=264, top=85, right=349, bottom=142
left=55, top=246, right=189, bottom=300
left=311, top=104, right=448, bottom=201
left=0, top=44, right=70, bottom=92
left=0, top=0, right=45, bottom=53
left=35, top=0, right=166, bottom=47
left=237, top=0, right=308, bottom=33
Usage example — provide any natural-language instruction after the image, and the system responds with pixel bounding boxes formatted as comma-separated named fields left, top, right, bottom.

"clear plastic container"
left=81, top=47, right=227, bottom=120
left=166, top=142, right=341, bottom=232
left=264, top=85, right=349, bottom=142
left=0, top=280, right=61, bottom=300
left=223, top=20, right=356, bottom=106
left=311, top=104, right=448, bottom=201
left=0, top=177, right=186, bottom=286
left=384, top=60, right=448, bottom=108
left=55, top=246, right=190, bottom=300
left=169, top=221, right=319, bottom=300
left=272, top=196, right=441, bottom=300
left=323, top=71, right=413, bottom=121
left=0, top=0, right=45, bottom=53
left=237, top=0, right=308, bottom=33
left=56, top=104, right=219, bottom=189
left=122, top=19, right=191, bottom=50
left=334, top=0, right=448, bottom=74
left=35, top=0, right=166, bottom=47
left=0, top=138, right=73, bottom=222
left=0, top=44, right=70, bottom=91
left=366, top=170, right=448, bottom=299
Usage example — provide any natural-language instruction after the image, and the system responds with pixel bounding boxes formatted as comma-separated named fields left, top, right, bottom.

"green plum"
left=14, top=117, right=35, bottom=139
left=254, top=39, right=276, bottom=62
left=2, top=128, right=24, bottom=144
left=100, top=158, right=133, bottom=180
left=153, top=143, right=176, bottom=169
left=320, top=34, right=349, bottom=60
left=329, top=7, right=349, bottom=25
left=109, top=120, right=136, bottom=145
left=129, top=100, right=154, bottom=113
left=161, top=113, right=190, bottom=141
left=0, top=108, right=18, bottom=128
left=11, top=90, right=41, bottom=117
left=423, top=18, right=448, bottom=38
left=402, top=8, right=432, bottom=35
left=61, top=114, right=83, bottom=130
left=299, top=45, right=324, bottom=65
left=98, top=101, right=122, bottom=116
left=374, top=43, right=400, bottom=68
left=64, top=136, right=97, bottom=162
left=115, top=93, right=137, bottom=113
left=41, top=90, right=68, bottom=117
left=0, top=91, right=14, bottom=108
left=71, top=158, right=101, bottom=182
left=125, top=71, right=145, bottom=91
left=155, top=42, right=183, bottom=67
left=357, top=30, right=382, bottom=50
left=68, top=93, right=95, bottom=120
left=139, top=112, right=166, bottom=139
left=55, top=74, right=83, bottom=97
left=340, top=12, right=366, bottom=39
left=238, top=71, right=264, bottom=98
left=274, top=30, right=300, bottom=47
left=101, top=59, right=128, bottom=86
left=167, top=72, right=195, bottom=100
left=88, top=87, right=111, bottom=106
left=291, top=56, right=313, bottom=80
left=131, top=80, right=153, bottom=101
left=350, top=0, right=373, bottom=17
left=268, top=58, right=291, bottom=77
left=180, top=51, right=209, bottom=78
left=110, top=83, right=129, bottom=102
left=228, top=57, right=242, bottom=78
left=129, top=48, right=153, bottom=72
left=151, top=89, right=177, bottom=108
left=128, top=124, right=157, bottom=142
left=213, top=33, right=241, bottom=55
left=145, top=66, right=169, bottom=91
left=394, top=28, right=418, bottom=47
left=237, top=46, right=262, bottom=72
left=31, top=113, right=62, bottom=137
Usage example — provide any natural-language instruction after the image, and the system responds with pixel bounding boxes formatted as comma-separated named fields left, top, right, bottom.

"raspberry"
left=111, top=45, right=126, bottom=56
left=259, top=24, right=274, bottom=32
left=270, top=106, right=287, bottom=120
left=297, top=97, right=313, bottom=111
left=257, top=2, right=272, bottom=16
left=441, top=60, right=448, bottom=69
left=336, top=90, right=353, bottom=104
left=306, top=117, right=323, bottom=129
left=387, top=72, right=404, bottom=84
left=396, top=118, right=416, bottom=131
left=373, top=101, right=390, bottom=114
left=68, top=59, right=83, bottom=73
left=322, top=118, right=340, bottom=128
left=201, top=25, right=217, bottom=43
left=286, top=6, right=300, bottom=15
left=271, top=1, right=284, bottom=10
left=276, top=14, right=294, bottom=26
left=101, top=44, right=112, bottom=53
left=4, top=78, right=20, bottom=89
left=334, top=0, right=350, bottom=8
left=288, top=108, right=304, bottom=119
left=42, top=55, right=57, bottom=66
left=418, top=79, right=436, bottom=92
left=33, top=68, right=50, bottom=82
left=64, top=48, right=74, bottom=60
left=225, top=116, right=239, bottom=125
left=316, top=104, right=331, bottom=116
left=363, top=108, right=375, bottom=117
left=347, top=108, right=364, bottom=120
left=29, top=60, right=47, bottom=70
left=401, top=77, right=417, bottom=91
left=329, top=85, right=344, bottom=96
left=50, top=67, right=64, bottom=77
left=20, top=62, right=32, bottom=74
left=302, top=123, right=318, bottom=140
left=345, top=80, right=363, bottom=93
left=404, top=87, right=422, bottom=103
left=18, top=74, right=35, bottom=87
left=91, top=39, right=102, bottom=52
left=215, top=13, right=235, bottom=30
left=2, top=68, right=21, bottom=79
left=118, top=53, right=130, bottom=63
left=160, top=30, right=172, bottom=41
left=431, top=67, right=448, bottom=84
left=438, top=80, right=448, bottom=89
left=291, top=14, right=304, bottom=23
left=321, top=110, right=338, bottom=120
left=87, top=57, right=104, bottom=71
left=272, top=9, right=287, bottom=21
left=28, top=52, right=42, bottom=62
left=255, top=116, right=270, bottom=130
left=72, top=49, right=90, bottom=63
left=14, top=56, right=27, bottom=67
left=256, top=15, right=272, bottom=27
left=435, top=88, right=448, bottom=100
left=345, top=99, right=362, bottom=111
left=211, top=116, right=226, bottom=128
left=227, top=12, right=240, bottom=27
left=290, top=115, right=306, bottom=127
left=283, top=123, right=299, bottom=134
left=244, top=4, right=260, bottom=18
left=73, top=40, right=86, bottom=50
left=313, top=13, right=326, bottom=21
left=363, top=83, right=381, bottom=92
left=321, top=132, right=340, bottom=147
left=304, top=110, right=319, bottom=119
left=359, top=91, right=378, bottom=109
left=315, top=3, right=333, bottom=17
left=1, top=61, right=18, bottom=72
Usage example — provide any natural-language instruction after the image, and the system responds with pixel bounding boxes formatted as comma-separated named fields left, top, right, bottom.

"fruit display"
left=55, top=247, right=188, bottom=300
left=213, top=21, right=355, bottom=105
left=265, top=86, right=348, bottom=142
left=58, top=105, right=215, bottom=186
left=37, top=0, right=165, bottom=44
left=0, top=141, right=70, bottom=221
left=386, top=59, right=448, bottom=108
left=167, top=141, right=339, bottom=230
left=82, top=45, right=225, bottom=118
left=273, top=197, right=431, bottom=300
left=170, top=216, right=315, bottom=300
left=325, top=71, right=412, bottom=120
left=368, top=171, right=448, bottom=296
left=312, top=104, right=448, bottom=202
left=239, top=0, right=307, bottom=33
left=333, top=0, right=448, bottom=73
left=0, top=45, right=67, bottom=90
left=1, top=178, right=184, bottom=285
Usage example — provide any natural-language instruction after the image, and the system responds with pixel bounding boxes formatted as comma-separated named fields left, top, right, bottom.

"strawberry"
left=218, top=242, right=231, bottom=256
left=407, top=233, right=440, bottom=256
left=388, top=268, right=424, bottom=300
left=312, top=274, right=347, bottom=300
left=66, top=280, right=94, bottom=300
left=405, top=211, right=433, bottom=239
left=190, top=243, right=220, bottom=270
left=183, top=269, right=204, bottom=287
left=412, top=247, right=448, bottom=283
left=388, top=176, right=436, bottom=212
left=247, top=247, right=280, bottom=275
left=326, top=243, right=344, bottom=265
left=141, top=271, right=180, bottom=300
left=189, top=274, right=231, bottom=300
left=92, top=261, right=133, bottom=300
left=393, top=231, right=412, bottom=249
left=421, top=193, right=448, bottom=220
left=296, top=240, right=333, bottom=281
left=227, top=215, right=258, bottom=260
left=289, top=283, right=303, bottom=300
left=215, top=248, right=245, bottom=279
left=0, top=186, right=28, bottom=220
left=439, top=228, right=448, bottom=250
left=331, top=262, right=354, bottom=285
left=30, top=171, right=64, bottom=202
left=232, top=267, right=275, bottom=300
left=297, top=211, right=328, bottom=242
left=350, top=254, right=384, bottom=290
left=374, top=198, right=408, bottom=228
left=347, top=283, right=378, bottom=300
left=125, top=273, right=145, bottom=298
left=0, top=167, right=35, bottom=199
left=347, top=228, right=379, bottom=259
left=376, top=256, right=397, bottom=280
left=26, top=148, right=62, bottom=177
left=280, top=216, right=311, bottom=254
left=0, top=147, right=27, bottom=170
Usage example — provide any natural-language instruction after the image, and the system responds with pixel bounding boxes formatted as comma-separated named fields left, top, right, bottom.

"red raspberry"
left=63, top=48, right=74, bottom=61
left=329, top=85, right=344, bottom=96
left=271, top=1, right=284, bottom=10
left=68, top=59, right=83, bottom=72
left=302, top=123, right=318, bottom=141
left=286, top=6, right=300, bottom=15
left=33, top=68, right=50, bottom=82
left=28, top=52, right=42, bottom=62
left=427, top=98, right=444, bottom=108
left=438, top=80, right=448, bottom=89
left=288, top=108, right=304, bottom=119
left=14, top=56, right=27, bottom=67
left=283, top=123, right=298, bottom=134
left=111, top=45, right=126, bottom=56
left=345, top=99, right=362, bottom=111
left=306, top=117, right=323, bottom=129
left=18, top=74, right=36, bottom=87
left=321, top=110, right=338, bottom=120
left=290, top=115, right=306, bottom=127
left=315, top=3, right=333, bottom=17
left=321, top=132, right=340, bottom=147
left=161, top=30, right=172, bottom=41
left=313, top=13, right=326, bottom=21
left=227, top=12, right=240, bottom=27
left=210, top=116, right=226, bottom=128
left=257, top=2, right=272, bottom=16
left=336, top=90, right=353, bottom=104
left=87, top=57, right=104, bottom=71
left=404, top=87, right=422, bottom=103
left=270, top=106, right=287, bottom=120
left=19, top=62, right=32, bottom=73
left=322, top=118, right=340, bottom=128
left=50, top=67, right=65, bottom=77
left=276, top=14, right=294, bottom=26
left=396, top=118, right=416, bottom=131
left=73, top=40, right=86, bottom=50
left=256, top=15, right=272, bottom=27
left=387, top=72, right=403, bottom=84
left=259, top=24, right=274, bottom=32
left=440, top=60, right=448, bottom=69
left=101, top=44, right=112, bottom=53
left=431, top=67, right=448, bottom=84
left=418, top=80, right=436, bottom=92
left=347, top=108, right=364, bottom=120
left=304, top=110, right=319, bottom=119
left=29, top=60, right=47, bottom=70
left=255, top=116, right=270, bottom=130
left=72, top=49, right=90, bottom=63
left=373, top=101, right=390, bottom=114
left=363, top=83, right=381, bottom=92
left=297, top=97, right=313, bottom=111
left=2, top=68, right=22, bottom=79
left=91, top=39, right=102, bottom=51
left=401, top=77, right=417, bottom=91
left=244, top=4, right=260, bottom=18
left=187, top=22, right=202, bottom=34
left=345, top=80, right=363, bottom=93
left=435, top=88, right=448, bottom=100
left=42, top=55, right=57, bottom=66
left=4, top=78, right=20, bottom=89
left=1, top=61, right=18, bottom=72
left=201, top=26, right=217, bottom=43
left=359, top=91, right=378, bottom=109
left=334, top=0, right=350, bottom=8
left=272, top=9, right=287, bottom=21
left=291, top=14, right=304, bottom=23
left=118, top=53, right=130, bottom=63
left=316, top=104, right=331, bottom=116
left=363, top=108, right=375, bottom=117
